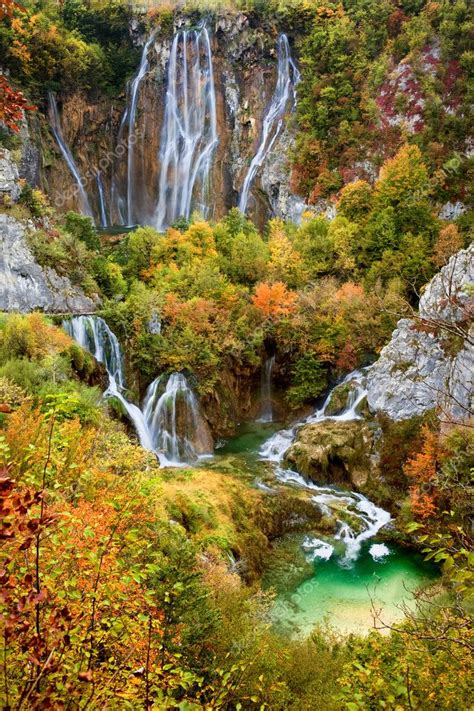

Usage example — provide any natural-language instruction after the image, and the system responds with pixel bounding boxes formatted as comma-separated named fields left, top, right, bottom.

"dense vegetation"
left=1, top=0, right=473, bottom=708
left=292, top=0, right=473, bottom=210
left=1, top=311, right=472, bottom=708
left=12, top=141, right=469, bottom=412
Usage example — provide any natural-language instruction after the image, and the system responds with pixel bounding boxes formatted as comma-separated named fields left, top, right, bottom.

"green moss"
left=262, top=534, right=314, bottom=595
left=325, top=382, right=351, bottom=416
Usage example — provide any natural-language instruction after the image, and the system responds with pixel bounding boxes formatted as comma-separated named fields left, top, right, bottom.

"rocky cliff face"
left=0, top=149, right=95, bottom=314
left=367, top=246, right=473, bottom=422
left=0, top=214, right=95, bottom=313
left=40, top=12, right=303, bottom=228
left=0, top=148, right=21, bottom=202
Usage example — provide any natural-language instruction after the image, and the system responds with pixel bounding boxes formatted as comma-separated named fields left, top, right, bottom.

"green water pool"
left=218, top=422, right=439, bottom=638
left=217, top=421, right=282, bottom=459
left=272, top=541, right=438, bottom=637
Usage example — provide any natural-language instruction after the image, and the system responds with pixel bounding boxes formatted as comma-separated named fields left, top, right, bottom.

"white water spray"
left=239, top=34, right=300, bottom=215
left=260, top=369, right=391, bottom=564
left=154, top=26, right=218, bottom=231
left=143, top=373, right=213, bottom=466
left=63, top=316, right=153, bottom=450
left=124, top=32, right=157, bottom=226
left=63, top=317, right=211, bottom=466
left=96, top=171, right=108, bottom=227
left=48, top=92, right=94, bottom=220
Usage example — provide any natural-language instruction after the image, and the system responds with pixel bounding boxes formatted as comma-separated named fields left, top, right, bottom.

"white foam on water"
left=369, top=543, right=391, bottom=561
left=259, top=368, right=390, bottom=564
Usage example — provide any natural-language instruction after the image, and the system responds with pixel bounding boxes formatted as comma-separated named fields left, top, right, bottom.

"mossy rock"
left=284, top=420, right=376, bottom=488
left=324, top=382, right=353, bottom=416
left=262, top=534, right=314, bottom=595
left=325, top=381, right=370, bottom=418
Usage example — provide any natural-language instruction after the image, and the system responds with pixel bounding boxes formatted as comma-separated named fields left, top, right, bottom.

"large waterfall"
left=63, top=316, right=211, bottom=465
left=239, top=34, right=300, bottom=215
left=260, top=370, right=391, bottom=565
left=142, top=373, right=213, bottom=465
left=154, top=26, right=218, bottom=231
left=48, top=92, right=94, bottom=220
left=123, top=31, right=157, bottom=226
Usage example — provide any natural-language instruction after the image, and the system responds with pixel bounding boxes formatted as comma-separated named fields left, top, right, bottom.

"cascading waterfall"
left=63, top=317, right=211, bottom=466
left=96, top=171, right=109, bottom=227
left=63, top=316, right=153, bottom=450
left=123, top=31, right=157, bottom=226
left=238, top=34, right=300, bottom=215
left=260, top=370, right=368, bottom=462
left=260, top=369, right=391, bottom=565
left=142, top=373, right=213, bottom=466
left=154, top=26, right=218, bottom=231
left=48, top=92, right=94, bottom=220
left=111, top=108, right=129, bottom=225
left=63, top=315, right=125, bottom=389
left=258, top=355, right=275, bottom=423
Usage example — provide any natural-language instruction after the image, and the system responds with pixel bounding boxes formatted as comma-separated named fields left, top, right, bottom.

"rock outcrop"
left=284, top=420, right=376, bottom=488
left=260, top=126, right=306, bottom=223
left=0, top=149, right=20, bottom=203
left=367, top=245, right=473, bottom=422
left=0, top=214, right=95, bottom=313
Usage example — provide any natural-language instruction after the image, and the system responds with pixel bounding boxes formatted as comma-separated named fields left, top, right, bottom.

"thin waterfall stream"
left=124, top=31, right=157, bottom=226
left=96, top=171, right=109, bottom=227
left=258, top=355, right=275, bottom=423
left=48, top=92, right=94, bottom=220
left=239, top=34, right=300, bottom=214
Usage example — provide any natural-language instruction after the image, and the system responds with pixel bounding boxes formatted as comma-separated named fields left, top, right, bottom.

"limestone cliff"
left=366, top=245, right=473, bottom=422
left=0, top=149, right=95, bottom=314
left=40, top=13, right=303, bottom=229
left=0, top=214, right=95, bottom=313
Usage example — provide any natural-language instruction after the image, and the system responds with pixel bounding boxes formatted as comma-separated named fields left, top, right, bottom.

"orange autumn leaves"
left=0, top=2, right=35, bottom=132
left=0, top=75, right=35, bottom=133
left=404, top=426, right=445, bottom=520
left=251, top=282, right=297, bottom=320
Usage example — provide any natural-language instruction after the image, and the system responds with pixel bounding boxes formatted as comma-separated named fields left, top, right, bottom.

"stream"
left=217, top=379, right=437, bottom=637
left=64, top=316, right=437, bottom=636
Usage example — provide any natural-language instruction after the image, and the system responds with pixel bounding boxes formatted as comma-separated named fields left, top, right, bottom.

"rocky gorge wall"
left=40, top=12, right=303, bottom=229
left=0, top=148, right=95, bottom=313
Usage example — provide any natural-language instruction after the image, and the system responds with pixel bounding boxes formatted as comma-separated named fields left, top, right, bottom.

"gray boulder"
left=284, top=420, right=376, bottom=488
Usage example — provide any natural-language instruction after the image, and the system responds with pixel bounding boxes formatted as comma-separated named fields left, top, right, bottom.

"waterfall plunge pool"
left=212, top=402, right=439, bottom=638
left=215, top=422, right=439, bottom=638
left=270, top=539, right=438, bottom=638
left=216, top=421, right=282, bottom=461
left=61, top=316, right=439, bottom=636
